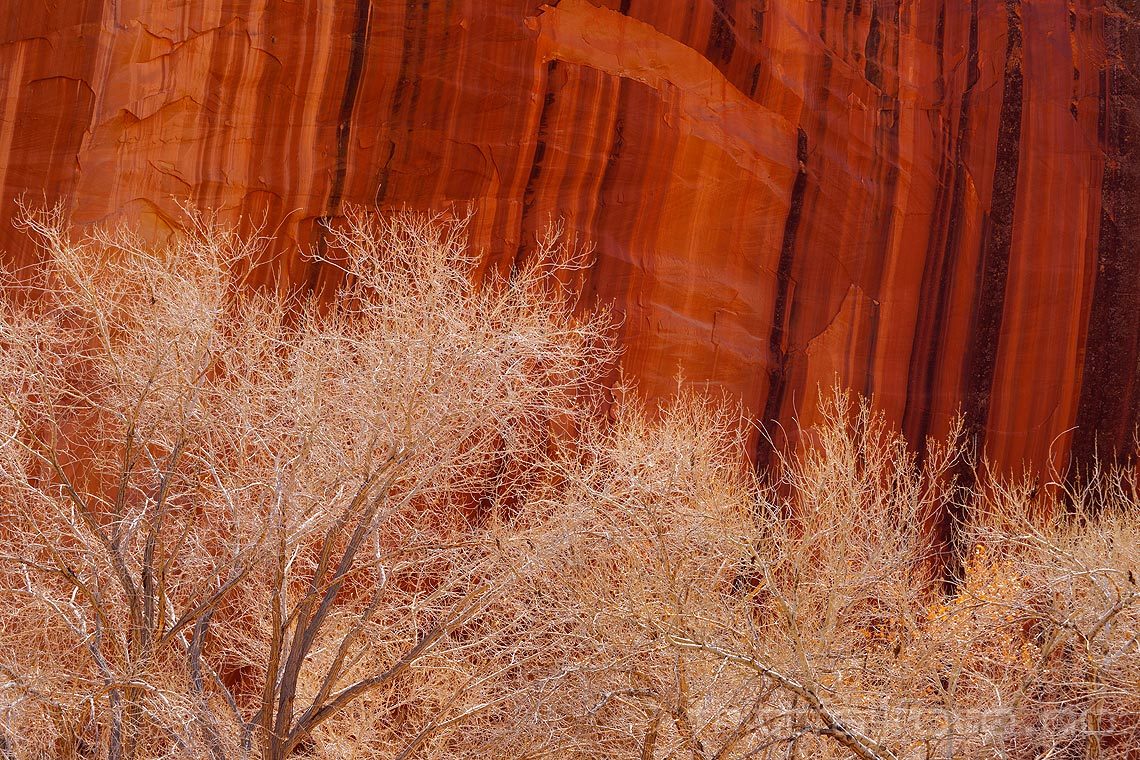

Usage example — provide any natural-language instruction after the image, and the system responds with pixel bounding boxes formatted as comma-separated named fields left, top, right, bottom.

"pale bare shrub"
left=913, top=474, right=1140, bottom=759
left=507, top=390, right=941, bottom=760
left=0, top=205, right=614, bottom=759
left=1, top=207, right=1137, bottom=760
left=511, top=389, right=1140, bottom=760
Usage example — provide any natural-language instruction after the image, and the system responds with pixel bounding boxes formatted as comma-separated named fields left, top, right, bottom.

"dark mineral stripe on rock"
left=903, top=0, right=980, bottom=451
left=0, top=0, right=1136, bottom=478
left=864, top=2, right=885, bottom=87
left=860, top=0, right=902, bottom=397
left=515, top=60, right=559, bottom=267
left=374, top=0, right=431, bottom=206
left=935, top=0, right=1022, bottom=573
left=755, top=0, right=839, bottom=468
left=330, top=0, right=372, bottom=215
left=1072, top=5, right=1140, bottom=474
left=748, top=5, right=766, bottom=99
left=959, top=0, right=1023, bottom=449
left=933, top=2, right=946, bottom=101
left=707, top=0, right=736, bottom=64
left=756, top=126, right=809, bottom=472
left=311, top=0, right=372, bottom=294
left=583, top=77, right=627, bottom=306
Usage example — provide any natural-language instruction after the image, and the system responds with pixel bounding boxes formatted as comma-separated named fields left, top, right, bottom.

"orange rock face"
left=1, top=0, right=1137, bottom=476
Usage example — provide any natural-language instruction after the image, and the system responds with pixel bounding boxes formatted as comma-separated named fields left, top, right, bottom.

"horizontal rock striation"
left=1, top=0, right=1137, bottom=476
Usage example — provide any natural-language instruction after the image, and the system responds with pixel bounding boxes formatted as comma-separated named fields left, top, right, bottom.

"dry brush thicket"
left=0, top=209, right=1137, bottom=759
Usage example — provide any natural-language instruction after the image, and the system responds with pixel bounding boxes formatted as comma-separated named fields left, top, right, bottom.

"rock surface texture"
left=2, top=0, right=1137, bottom=475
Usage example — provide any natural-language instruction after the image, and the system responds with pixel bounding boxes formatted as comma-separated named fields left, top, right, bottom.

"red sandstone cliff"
left=1, top=0, right=1137, bottom=475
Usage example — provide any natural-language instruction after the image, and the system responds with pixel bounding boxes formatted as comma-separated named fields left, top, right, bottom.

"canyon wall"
left=1, top=0, right=1137, bottom=475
